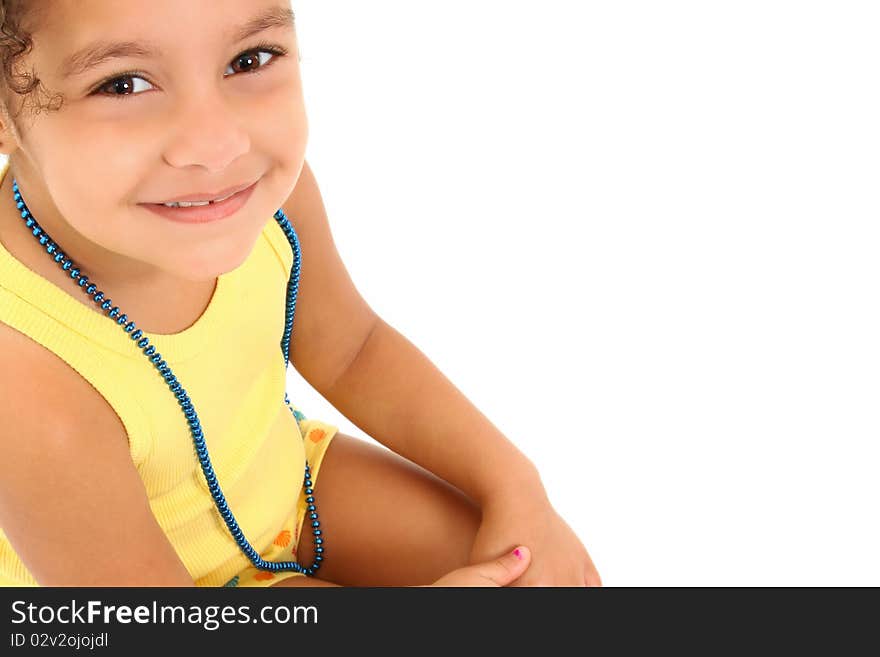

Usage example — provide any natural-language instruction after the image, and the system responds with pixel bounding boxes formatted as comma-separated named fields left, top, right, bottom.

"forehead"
left=45, top=0, right=289, bottom=34
left=43, top=0, right=168, bottom=29
left=34, top=0, right=294, bottom=79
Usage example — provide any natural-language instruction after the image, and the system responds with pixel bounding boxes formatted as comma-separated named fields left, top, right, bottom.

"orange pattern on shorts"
left=308, top=429, right=326, bottom=443
left=273, top=530, right=292, bottom=547
left=254, top=571, right=276, bottom=581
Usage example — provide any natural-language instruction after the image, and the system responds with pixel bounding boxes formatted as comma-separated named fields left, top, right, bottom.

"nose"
left=160, top=87, right=251, bottom=173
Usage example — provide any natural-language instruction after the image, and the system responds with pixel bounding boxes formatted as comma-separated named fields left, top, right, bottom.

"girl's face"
left=0, top=0, right=306, bottom=284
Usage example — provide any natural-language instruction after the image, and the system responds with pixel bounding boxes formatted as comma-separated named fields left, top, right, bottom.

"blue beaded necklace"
left=9, top=177, right=325, bottom=578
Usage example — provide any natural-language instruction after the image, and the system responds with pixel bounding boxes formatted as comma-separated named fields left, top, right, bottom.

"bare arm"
left=280, top=159, right=379, bottom=393
left=279, top=161, right=544, bottom=507
left=0, top=323, right=195, bottom=586
left=321, top=316, right=545, bottom=507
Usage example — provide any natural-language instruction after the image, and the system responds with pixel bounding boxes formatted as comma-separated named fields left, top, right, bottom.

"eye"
left=224, top=44, right=287, bottom=77
left=88, top=44, right=289, bottom=100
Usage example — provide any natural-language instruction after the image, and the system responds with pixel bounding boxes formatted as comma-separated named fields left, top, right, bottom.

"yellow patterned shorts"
left=222, top=408, right=339, bottom=588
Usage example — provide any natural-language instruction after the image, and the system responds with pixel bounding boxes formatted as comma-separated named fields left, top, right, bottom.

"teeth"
left=164, top=200, right=210, bottom=208
left=161, top=190, right=237, bottom=208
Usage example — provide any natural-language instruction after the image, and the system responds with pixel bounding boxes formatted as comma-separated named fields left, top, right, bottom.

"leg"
left=271, top=575, right=341, bottom=587
left=272, top=432, right=482, bottom=587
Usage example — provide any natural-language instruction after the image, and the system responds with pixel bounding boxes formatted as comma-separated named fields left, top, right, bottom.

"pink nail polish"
left=514, top=548, right=522, bottom=560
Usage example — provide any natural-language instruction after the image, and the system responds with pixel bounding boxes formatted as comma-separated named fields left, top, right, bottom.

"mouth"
left=139, top=178, right=259, bottom=225
left=150, top=180, right=256, bottom=206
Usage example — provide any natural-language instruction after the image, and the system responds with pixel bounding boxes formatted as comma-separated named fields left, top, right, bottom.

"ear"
left=0, top=90, right=27, bottom=156
left=0, top=104, right=19, bottom=156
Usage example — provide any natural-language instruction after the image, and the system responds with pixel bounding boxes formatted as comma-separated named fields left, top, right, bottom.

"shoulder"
left=0, top=318, right=126, bottom=444
left=271, top=159, right=378, bottom=394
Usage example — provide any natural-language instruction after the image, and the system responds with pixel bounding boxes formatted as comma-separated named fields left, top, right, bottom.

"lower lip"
left=140, top=180, right=258, bottom=224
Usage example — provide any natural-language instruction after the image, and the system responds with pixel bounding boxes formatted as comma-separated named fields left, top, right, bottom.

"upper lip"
left=146, top=180, right=256, bottom=204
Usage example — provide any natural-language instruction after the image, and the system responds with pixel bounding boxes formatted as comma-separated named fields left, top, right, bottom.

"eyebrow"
left=59, top=6, right=295, bottom=79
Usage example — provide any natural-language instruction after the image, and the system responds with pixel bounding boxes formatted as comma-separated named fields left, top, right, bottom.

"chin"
left=185, top=234, right=261, bottom=282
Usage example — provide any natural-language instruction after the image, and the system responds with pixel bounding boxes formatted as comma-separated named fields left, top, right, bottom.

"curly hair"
left=0, top=0, right=63, bottom=120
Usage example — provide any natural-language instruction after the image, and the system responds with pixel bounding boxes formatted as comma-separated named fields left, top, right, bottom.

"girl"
left=0, top=0, right=601, bottom=587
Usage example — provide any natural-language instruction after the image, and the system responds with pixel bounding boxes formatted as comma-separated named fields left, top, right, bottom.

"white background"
left=287, top=1, right=880, bottom=586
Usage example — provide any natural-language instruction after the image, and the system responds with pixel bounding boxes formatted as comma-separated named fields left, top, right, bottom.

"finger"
left=474, top=546, right=530, bottom=587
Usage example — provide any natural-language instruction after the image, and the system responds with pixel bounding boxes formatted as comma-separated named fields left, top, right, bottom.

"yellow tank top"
left=0, top=159, right=332, bottom=586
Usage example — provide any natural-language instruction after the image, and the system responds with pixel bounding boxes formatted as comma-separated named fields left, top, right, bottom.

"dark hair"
left=0, top=0, right=63, bottom=120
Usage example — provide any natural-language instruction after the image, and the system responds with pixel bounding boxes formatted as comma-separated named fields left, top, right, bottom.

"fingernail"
left=513, top=547, right=523, bottom=560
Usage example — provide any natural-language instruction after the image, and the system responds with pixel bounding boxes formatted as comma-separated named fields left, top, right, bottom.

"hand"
left=470, top=493, right=602, bottom=587
left=426, top=545, right=532, bottom=587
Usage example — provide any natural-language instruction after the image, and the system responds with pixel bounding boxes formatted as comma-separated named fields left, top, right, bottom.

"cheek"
left=59, top=193, right=138, bottom=254
left=255, top=111, right=308, bottom=168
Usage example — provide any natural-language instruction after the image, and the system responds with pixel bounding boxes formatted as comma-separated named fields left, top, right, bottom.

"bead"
left=11, top=184, right=320, bottom=576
